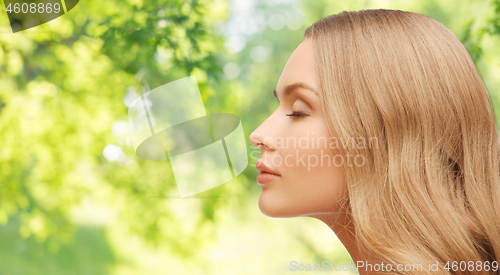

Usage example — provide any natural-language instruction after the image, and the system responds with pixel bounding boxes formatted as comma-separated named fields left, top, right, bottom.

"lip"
left=255, top=160, right=280, bottom=185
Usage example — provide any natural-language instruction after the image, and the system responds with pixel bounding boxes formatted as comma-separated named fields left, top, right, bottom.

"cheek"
left=258, top=124, right=348, bottom=217
left=283, top=144, right=346, bottom=212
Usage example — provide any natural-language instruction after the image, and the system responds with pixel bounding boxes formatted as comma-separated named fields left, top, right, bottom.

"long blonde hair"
left=305, top=9, right=500, bottom=274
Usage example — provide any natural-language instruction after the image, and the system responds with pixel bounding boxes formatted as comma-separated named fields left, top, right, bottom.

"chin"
left=257, top=191, right=298, bottom=218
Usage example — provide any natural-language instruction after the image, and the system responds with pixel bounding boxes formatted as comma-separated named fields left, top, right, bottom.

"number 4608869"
left=6, top=2, right=61, bottom=14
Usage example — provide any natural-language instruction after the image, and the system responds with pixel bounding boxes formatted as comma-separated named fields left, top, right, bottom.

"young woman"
left=249, top=9, right=500, bottom=274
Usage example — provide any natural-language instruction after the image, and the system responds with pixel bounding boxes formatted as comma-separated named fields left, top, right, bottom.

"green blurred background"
left=0, top=0, right=499, bottom=274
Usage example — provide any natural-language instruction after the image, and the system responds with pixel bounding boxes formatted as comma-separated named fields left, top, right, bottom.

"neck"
left=311, top=210, right=381, bottom=275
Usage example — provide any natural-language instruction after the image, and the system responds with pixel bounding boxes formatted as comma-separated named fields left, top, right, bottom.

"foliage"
left=0, top=0, right=229, bottom=256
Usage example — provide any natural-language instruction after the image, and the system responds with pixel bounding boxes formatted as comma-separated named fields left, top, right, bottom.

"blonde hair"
left=305, top=9, right=500, bottom=274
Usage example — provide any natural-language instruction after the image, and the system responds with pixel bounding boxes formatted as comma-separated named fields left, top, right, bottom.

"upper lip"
left=255, top=160, right=280, bottom=175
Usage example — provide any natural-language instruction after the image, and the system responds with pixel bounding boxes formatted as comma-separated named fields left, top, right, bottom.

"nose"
left=249, top=132, right=271, bottom=150
left=249, top=123, right=276, bottom=151
left=250, top=106, right=282, bottom=151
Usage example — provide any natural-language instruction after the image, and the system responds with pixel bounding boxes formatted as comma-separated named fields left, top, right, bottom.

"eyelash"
left=286, top=111, right=308, bottom=118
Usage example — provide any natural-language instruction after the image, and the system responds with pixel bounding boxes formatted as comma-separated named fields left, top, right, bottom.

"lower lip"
left=257, top=173, right=280, bottom=185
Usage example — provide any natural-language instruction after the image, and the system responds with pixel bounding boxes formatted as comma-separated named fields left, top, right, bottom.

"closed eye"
left=286, top=111, right=308, bottom=118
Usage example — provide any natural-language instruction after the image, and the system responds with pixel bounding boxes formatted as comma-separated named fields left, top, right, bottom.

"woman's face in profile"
left=249, top=38, right=347, bottom=218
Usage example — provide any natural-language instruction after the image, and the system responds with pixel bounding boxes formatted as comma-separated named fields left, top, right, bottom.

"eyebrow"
left=273, top=82, right=318, bottom=101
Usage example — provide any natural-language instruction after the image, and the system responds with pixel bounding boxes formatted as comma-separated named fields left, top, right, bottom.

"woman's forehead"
left=276, top=38, right=318, bottom=93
